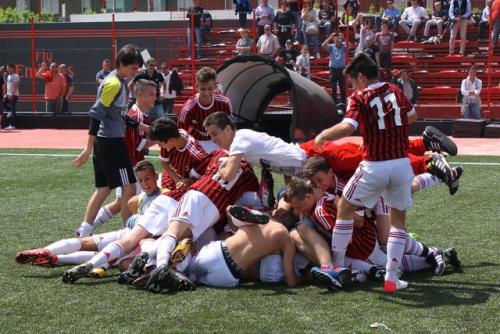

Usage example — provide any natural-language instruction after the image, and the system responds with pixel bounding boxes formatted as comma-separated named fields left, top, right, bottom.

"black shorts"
left=93, top=137, right=136, bottom=189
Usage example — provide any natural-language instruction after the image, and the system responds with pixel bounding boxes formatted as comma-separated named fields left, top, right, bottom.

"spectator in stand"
left=448, top=0, right=472, bottom=56
left=344, top=0, right=360, bottom=17
left=4, top=64, right=20, bottom=130
left=36, top=62, right=67, bottom=115
left=236, top=28, right=254, bottom=55
left=493, top=0, right=500, bottom=48
left=277, top=39, right=299, bottom=70
left=257, top=24, right=281, bottom=58
left=318, top=1, right=336, bottom=41
left=288, top=0, right=303, bottom=43
left=129, top=58, right=166, bottom=120
left=322, top=32, right=346, bottom=107
left=376, top=20, right=395, bottom=77
left=96, top=59, right=111, bottom=86
left=356, top=18, right=375, bottom=54
left=295, top=45, right=311, bottom=78
left=200, top=10, right=213, bottom=45
left=424, top=1, right=449, bottom=39
left=255, top=0, right=276, bottom=37
left=302, top=0, right=321, bottom=59
left=395, top=69, right=419, bottom=105
left=340, top=3, right=361, bottom=40
left=460, top=67, right=482, bottom=119
left=0, top=66, right=5, bottom=128
left=159, top=63, right=183, bottom=115
left=363, top=36, right=379, bottom=65
left=376, top=0, right=401, bottom=31
left=399, top=0, right=428, bottom=41
left=235, top=0, right=252, bottom=28
left=479, top=0, right=492, bottom=41
left=59, top=64, right=74, bottom=115
left=186, top=0, right=204, bottom=59
left=274, top=1, right=296, bottom=48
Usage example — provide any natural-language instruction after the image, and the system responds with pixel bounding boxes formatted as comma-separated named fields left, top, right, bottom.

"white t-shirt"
left=162, top=71, right=176, bottom=99
left=7, top=73, right=20, bottom=96
left=229, top=129, right=306, bottom=172
left=401, top=6, right=427, bottom=23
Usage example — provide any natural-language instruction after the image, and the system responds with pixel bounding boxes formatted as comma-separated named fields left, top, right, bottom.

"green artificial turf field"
left=1, top=149, right=499, bottom=333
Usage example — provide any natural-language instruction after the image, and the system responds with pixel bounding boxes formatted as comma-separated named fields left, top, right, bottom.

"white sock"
left=93, top=206, right=113, bottom=230
left=89, top=241, right=124, bottom=268
left=45, top=238, right=81, bottom=255
left=414, top=173, right=442, bottom=191
left=331, top=219, right=353, bottom=266
left=385, top=227, right=407, bottom=282
left=156, top=234, right=177, bottom=267
left=56, top=251, right=97, bottom=265
left=401, top=255, right=431, bottom=272
left=405, top=237, right=434, bottom=257
left=78, top=222, right=94, bottom=237
left=174, top=253, right=192, bottom=273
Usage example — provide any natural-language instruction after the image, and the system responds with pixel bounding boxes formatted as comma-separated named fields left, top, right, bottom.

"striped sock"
left=89, top=241, right=124, bottom=268
left=385, top=227, right=407, bottom=282
left=331, top=219, right=354, bottom=266
left=414, top=173, right=443, bottom=191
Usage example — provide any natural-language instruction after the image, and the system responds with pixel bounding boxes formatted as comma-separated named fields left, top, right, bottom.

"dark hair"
left=149, top=117, right=181, bottom=142
left=146, top=57, right=156, bottom=66
left=344, top=52, right=379, bottom=80
left=272, top=208, right=298, bottom=230
left=115, top=44, right=144, bottom=69
left=134, top=160, right=156, bottom=174
left=303, top=156, right=331, bottom=178
left=134, top=79, right=158, bottom=94
left=7, top=63, right=15, bottom=69
left=103, top=59, right=111, bottom=64
left=283, top=177, right=313, bottom=203
left=203, top=111, right=236, bottom=131
left=196, top=66, right=216, bottom=84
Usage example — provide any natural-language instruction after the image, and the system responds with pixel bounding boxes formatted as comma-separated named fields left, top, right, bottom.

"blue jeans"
left=293, top=11, right=304, bottom=43
left=187, top=27, right=203, bottom=59
left=462, top=102, right=481, bottom=119
left=5, top=95, right=18, bottom=127
left=162, top=98, right=175, bottom=115
left=303, top=28, right=319, bottom=55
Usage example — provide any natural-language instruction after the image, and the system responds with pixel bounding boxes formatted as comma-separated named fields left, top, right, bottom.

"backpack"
left=456, top=90, right=463, bottom=104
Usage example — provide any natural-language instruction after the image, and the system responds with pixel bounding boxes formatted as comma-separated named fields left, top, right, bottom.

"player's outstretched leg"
left=229, top=205, right=270, bottom=226
left=423, top=126, right=458, bottom=156
left=62, top=263, right=93, bottom=283
left=117, top=251, right=149, bottom=285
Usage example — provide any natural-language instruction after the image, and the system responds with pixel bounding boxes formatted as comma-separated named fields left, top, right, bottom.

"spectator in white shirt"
left=399, top=0, right=428, bottom=41
left=460, top=67, right=482, bottom=119
left=257, top=24, right=281, bottom=58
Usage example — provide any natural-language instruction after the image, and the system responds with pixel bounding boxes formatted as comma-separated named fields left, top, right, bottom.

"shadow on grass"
left=237, top=282, right=298, bottom=296
left=376, top=264, right=500, bottom=308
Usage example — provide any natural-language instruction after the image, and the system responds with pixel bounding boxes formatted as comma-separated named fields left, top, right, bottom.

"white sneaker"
left=4, top=125, right=15, bottom=130
left=7, top=112, right=12, bottom=118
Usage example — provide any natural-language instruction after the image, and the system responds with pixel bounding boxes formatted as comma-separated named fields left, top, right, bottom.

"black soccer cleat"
left=426, top=248, right=446, bottom=276
left=62, top=263, right=93, bottom=283
left=117, top=251, right=149, bottom=285
left=444, top=247, right=461, bottom=269
left=448, top=166, right=463, bottom=195
left=229, top=205, right=270, bottom=225
left=428, top=153, right=453, bottom=184
left=145, top=263, right=174, bottom=293
left=423, top=126, right=458, bottom=156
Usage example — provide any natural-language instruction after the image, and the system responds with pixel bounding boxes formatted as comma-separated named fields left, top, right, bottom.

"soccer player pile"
left=15, top=52, right=463, bottom=294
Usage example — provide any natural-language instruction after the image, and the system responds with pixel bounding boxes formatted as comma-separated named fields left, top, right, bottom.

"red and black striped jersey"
left=124, top=104, right=150, bottom=166
left=177, top=93, right=233, bottom=141
left=344, top=82, right=414, bottom=161
left=309, top=193, right=377, bottom=260
left=189, top=150, right=259, bottom=215
left=159, top=129, right=207, bottom=190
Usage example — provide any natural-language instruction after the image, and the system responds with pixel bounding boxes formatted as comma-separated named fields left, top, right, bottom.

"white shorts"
left=199, top=140, right=219, bottom=154
left=115, top=182, right=142, bottom=198
left=343, top=158, right=414, bottom=211
left=259, top=253, right=309, bottom=283
left=188, top=240, right=240, bottom=288
left=136, top=195, right=179, bottom=236
left=171, top=190, right=220, bottom=240
left=93, top=227, right=131, bottom=251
